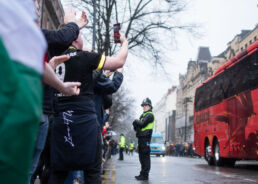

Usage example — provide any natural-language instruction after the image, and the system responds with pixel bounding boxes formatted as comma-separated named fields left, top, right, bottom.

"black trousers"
left=138, top=137, right=151, bottom=177
left=48, top=129, right=102, bottom=184
left=119, top=147, right=124, bottom=160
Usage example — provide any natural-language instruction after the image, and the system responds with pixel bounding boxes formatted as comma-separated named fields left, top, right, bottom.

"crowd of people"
left=167, top=142, right=197, bottom=157
left=0, top=1, right=128, bottom=184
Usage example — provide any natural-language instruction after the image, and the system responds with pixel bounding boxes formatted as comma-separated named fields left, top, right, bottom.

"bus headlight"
left=162, top=146, right=166, bottom=151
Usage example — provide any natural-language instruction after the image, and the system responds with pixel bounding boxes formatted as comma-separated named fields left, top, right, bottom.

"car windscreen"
left=151, top=137, right=164, bottom=144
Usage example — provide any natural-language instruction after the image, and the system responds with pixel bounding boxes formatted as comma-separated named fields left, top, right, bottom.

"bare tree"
left=61, top=0, right=199, bottom=133
left=125, top=129, right=137, bottom=145
left=63, top=0, right=199, bottom=65
left=108, top=86, right=136, bottom=133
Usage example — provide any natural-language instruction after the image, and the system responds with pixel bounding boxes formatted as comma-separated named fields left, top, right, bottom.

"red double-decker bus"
left=194, top=41, right=258, bottom=166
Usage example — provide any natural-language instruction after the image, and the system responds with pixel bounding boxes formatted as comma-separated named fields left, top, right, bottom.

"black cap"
left=141, top=97, right=152, bottom=108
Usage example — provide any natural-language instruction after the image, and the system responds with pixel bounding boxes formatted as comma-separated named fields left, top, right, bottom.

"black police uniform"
left=49, top=46, right=105, bottom=184
left=133, top=108, right=154, bottom=180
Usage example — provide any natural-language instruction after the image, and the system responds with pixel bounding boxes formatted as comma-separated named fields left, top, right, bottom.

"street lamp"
left=183, top=97, right=192, bottom=142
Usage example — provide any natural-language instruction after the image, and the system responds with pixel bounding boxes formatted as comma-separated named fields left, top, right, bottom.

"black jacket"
left=42, top=22, right=79, bottom=114
left=133, top=110, right=154, bottom=138
left=93, top=71, right=123, bottom=128
left=42, top=22, right=79, bottom=58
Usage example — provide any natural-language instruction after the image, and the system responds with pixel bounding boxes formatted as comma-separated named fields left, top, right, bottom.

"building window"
left=250, top=40, right=252, bottom=45
left=241, top=47, right=243, bottom=51
left=245, top=43, right=248, bottom=49
left=254, top=36, right=257, bottom=41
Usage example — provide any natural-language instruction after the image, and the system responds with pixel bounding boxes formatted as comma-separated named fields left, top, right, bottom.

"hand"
left=77, top=11, right=88, bottom=29
left=105, top=70, right=113, bottom=78
left=105, top=109, right=110, bottom=114
left=49, top=55, right=70, bottom=69
left=119, top=31, right=127, bottom=44
left=59, top=82, right=81, bottom=96
left=132, top=120, right=139, bottom=131
left=64, top=7, right=88, bottom=29
left=132, top=119, right=139, bottom=127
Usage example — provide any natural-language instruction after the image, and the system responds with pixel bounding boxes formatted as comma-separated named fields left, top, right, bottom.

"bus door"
left=227, top=93, right=249, bottom=157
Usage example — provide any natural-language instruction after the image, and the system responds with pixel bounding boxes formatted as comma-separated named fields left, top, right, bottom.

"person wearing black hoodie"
left=48, top=30, right=128, bottom=183
left=93, top=69, right=123, bottom=129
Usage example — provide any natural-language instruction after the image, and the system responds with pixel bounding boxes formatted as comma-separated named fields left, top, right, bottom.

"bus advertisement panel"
left=194, top=41, right=258, bottom=166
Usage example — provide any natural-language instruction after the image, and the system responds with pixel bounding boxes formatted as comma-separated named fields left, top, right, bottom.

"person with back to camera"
left=49, top=30, right=128, bottom=183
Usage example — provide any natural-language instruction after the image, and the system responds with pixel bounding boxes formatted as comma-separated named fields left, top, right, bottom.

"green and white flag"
left=0, top=0, right=46, bottom=183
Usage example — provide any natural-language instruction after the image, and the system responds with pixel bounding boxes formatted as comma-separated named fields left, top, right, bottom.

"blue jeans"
left=65, top=171, right=84, bottom=184
left=29, top=114, right=49, bottom=184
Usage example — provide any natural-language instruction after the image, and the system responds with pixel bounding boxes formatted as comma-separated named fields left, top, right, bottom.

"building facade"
left=153, top=86, right=177, bottom=144
left=37, top=0, right=64, bottom=30
left=175, top=47, right=211, bottom=143
left=208, top=24, right=258, bottom=76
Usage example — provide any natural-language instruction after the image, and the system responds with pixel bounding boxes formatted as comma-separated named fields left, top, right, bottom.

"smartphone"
left=113, top=23, right=121, bottom=43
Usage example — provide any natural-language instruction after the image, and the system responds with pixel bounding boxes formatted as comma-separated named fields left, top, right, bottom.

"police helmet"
left=141, top=98, right=152, bottom=108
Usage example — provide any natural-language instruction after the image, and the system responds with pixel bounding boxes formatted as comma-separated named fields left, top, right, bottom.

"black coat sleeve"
left=136, top=113, right=154, bottom=129
left=103, top=94, right=113, bottom=109
left=42, top=22, right=79, bottom=48
left=94, top=72, right=123, bottom=95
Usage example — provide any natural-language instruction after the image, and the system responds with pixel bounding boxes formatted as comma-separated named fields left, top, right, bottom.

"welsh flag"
left=0, top=1, right=46, bottom=183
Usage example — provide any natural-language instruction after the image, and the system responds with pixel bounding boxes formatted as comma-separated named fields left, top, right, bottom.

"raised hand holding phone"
left=113, top=23, right=121, bottom=43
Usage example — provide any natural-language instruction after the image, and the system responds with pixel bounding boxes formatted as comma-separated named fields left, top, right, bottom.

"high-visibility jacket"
left=119, top=136, right=125, bottom=148
left=129, top=143, right=134, bottom=150
left=141, top=111, right=155, bottom=131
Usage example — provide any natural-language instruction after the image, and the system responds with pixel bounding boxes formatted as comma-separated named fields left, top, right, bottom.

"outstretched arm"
left=48, top=55, right=70, bottom=70
left=42, top=23, right=79, bottom=48
left=103, top=32, right=128, bottom=71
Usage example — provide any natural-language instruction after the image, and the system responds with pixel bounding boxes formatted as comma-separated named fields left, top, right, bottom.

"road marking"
left=110, top=161, right=116, bottom=184
left=102, top=160, right=111, bottom=184
left=102, top=159, right=116, bottom=184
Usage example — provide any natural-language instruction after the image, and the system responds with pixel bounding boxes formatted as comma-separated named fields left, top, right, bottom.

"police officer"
left=118, top=134, right=126, bottom=160
left=129, top=142, right=134, bottom=156
left=133, top=98, right=155, bottom=181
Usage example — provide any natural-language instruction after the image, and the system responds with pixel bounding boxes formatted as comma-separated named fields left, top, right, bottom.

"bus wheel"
left=205, top=141, right=214, bottom=165
left=213, top=140, right=224, bottom=166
